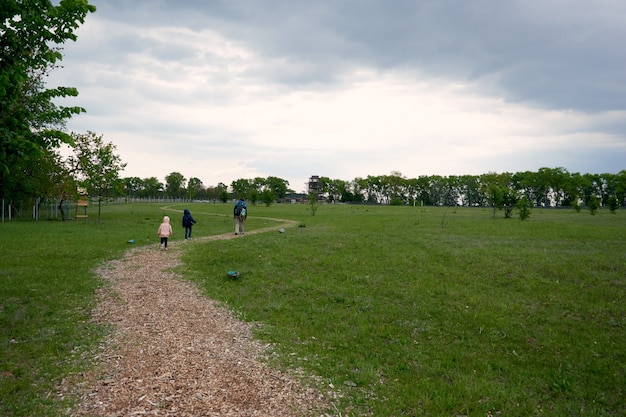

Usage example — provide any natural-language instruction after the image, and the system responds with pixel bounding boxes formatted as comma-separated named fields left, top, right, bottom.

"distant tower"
left=308, top=175, right=321, bottom=194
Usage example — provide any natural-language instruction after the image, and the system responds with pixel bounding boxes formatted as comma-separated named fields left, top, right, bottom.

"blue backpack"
left=234, top=201, right=247, bottom=217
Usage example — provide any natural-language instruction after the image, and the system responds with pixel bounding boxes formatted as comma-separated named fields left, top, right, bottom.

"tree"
left=260, top=189, right=276, bottom=207
left=481, top=172, right=514, bottom=217
left=501, top=188, right=518, bottom=218
left=428, top=175, right=447, bottom=206
left=264, top=176, right=292, bottom=199
left=231, top=178, right=252, bottom=200
left=69, top=131, right=126, bottom=224
left=486, top=185, right=503, bottom=217
left=339, top=180, right=355, bottom=202
left=308, top=190, right=320, bottom=216
left=219, top=189, right=229, bottom=203
left=415, top=176, right=432, bottom=205
left=1, top=0, right=96, bottom=204
left=563, top=172, right=585, bottom=208
left=4, top=145, right=77, bottom=220
left=201, top=182, right=228, bottom=202
left=351, top=177, right=367, bottom=203
left=165, top=172, right=186, bottom=198
left=588, top=195, right=600, bottom=215
left=249, top=188, right=260, bottom=205
left=186, top=177, right=202, bottom=200
left=141, top=177, right=164, bottom=198
left=517, top=197, right=531, bottom=221
left=124, top=177, right=143, bottom=198
left=384, top=172, right=409, bottom=204
left=460, top=175, right=482, bottom=206
left=213, top=182, right=228, bottom=202
left=581, top=173, right=602, bottom=208
left=42, top=149, right=77, bottom=221
left=607, top=195, right=619, bottom=214
left=252, top=177, right=266, bottom=195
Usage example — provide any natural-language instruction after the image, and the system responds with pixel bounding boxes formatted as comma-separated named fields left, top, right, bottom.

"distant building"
left=280, top=193, right=308, bottom=204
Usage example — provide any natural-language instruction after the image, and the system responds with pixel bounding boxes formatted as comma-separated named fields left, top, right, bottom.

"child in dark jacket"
left=182, top=209, right=197, bottom=240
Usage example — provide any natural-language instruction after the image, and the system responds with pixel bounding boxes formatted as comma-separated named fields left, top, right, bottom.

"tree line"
left=122, top=167, right=625, bottom=214
left=313, top=169, right=625, bottom=211
left=123, top=174, right=294, bottom=205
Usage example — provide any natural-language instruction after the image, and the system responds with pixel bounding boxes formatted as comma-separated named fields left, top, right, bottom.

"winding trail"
left=63, top=215, right=334, bottom=417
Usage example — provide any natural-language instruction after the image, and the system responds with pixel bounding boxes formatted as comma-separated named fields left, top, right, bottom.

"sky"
left=51, top=0, right=626, bottom=193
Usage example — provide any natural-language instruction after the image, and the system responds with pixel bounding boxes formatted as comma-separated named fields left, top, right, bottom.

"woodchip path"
left=62, top=217, right=335, bottom=416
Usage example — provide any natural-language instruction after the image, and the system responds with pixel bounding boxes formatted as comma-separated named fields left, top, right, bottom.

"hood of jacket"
left=184, top=209, right=190, bottom=215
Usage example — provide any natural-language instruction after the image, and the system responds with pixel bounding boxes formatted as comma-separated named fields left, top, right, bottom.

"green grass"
left=180, top=204, right=626, bottom=416
left=0, top=203, right=165, bottom=416
left=1, top=202, right=625, bottom=416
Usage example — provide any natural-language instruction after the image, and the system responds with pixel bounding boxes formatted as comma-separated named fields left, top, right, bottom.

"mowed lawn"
left=1, top=202, right=625, bottom=416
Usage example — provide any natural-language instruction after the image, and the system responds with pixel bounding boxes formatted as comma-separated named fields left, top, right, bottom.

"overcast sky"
left=51, top=0, right=626, bottom=193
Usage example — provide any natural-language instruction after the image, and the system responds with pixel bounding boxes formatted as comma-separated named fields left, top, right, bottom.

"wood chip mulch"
left=61, top=225, right=338, bottom=416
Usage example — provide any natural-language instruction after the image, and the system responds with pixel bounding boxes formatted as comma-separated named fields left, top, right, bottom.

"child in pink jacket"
left=157, top=216, right=173, bottom=250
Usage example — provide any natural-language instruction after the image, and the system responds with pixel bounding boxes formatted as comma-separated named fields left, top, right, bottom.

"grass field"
left=1, top=202, right=625, bottom=416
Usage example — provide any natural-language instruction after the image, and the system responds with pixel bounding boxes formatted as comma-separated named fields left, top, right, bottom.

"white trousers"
left=234, top=216, right=245, bottom=234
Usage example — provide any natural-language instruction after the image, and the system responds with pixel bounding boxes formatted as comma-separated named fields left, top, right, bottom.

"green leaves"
left=68, top=131, right=126, bottom=222
left=1, top=0, right=95, bottom=202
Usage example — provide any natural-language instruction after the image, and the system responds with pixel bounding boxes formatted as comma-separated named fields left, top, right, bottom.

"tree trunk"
left=58, top=198, right=66, bottom=221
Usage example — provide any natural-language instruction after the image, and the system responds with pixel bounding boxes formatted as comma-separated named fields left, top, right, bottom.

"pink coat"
left=157, top=216, right=173, bottom=238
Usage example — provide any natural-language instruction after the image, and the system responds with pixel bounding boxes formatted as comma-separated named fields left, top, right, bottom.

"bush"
left=608, top=195, right=619, bottom=213
left=517, top=197, right=531, bottom=220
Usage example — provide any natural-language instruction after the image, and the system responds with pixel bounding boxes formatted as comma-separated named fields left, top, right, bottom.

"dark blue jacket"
left=182, top=209, right=196, bottom=227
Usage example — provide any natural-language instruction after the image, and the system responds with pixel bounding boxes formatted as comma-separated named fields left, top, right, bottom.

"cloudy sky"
left=51, top=0, right=626, bottom=192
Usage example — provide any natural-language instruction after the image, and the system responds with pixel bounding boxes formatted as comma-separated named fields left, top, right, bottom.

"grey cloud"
left=180, top=1, right=626, bottom=113
left=89, top=1, right=626, bottom=112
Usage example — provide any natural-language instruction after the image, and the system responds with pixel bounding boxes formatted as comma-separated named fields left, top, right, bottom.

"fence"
left=1, top=198, right=77, bottom=222
left=1, top=197, right=199, bottom=222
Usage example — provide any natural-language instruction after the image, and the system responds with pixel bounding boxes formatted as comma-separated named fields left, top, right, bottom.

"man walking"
left=233, top=198, right=247, bottom=235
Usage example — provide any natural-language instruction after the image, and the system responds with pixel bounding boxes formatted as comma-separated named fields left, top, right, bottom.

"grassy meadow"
left=0, top=202, right=625, bottom=416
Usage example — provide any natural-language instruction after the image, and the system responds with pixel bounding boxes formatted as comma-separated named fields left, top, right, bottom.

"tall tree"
left=264, top=176, right=291, bottom=199
left=165, top=172, right=186, bottom=198
left=216, top=182, right=229, bottom=202
left=186, top=177, right=202, bottom=200
left=563, top=172, right=585, bottom=208
left=350, top=177, right=366, bottom=203
left=141, top=177, right=163, bottom=198
left=481, top=172, right=513, bottom=217
left=124, top=177, right=143, bottom=198
left=1, top=0, right=96, bottom=204
left=231, top=178, right=253, bottom=200
left=69, top=131, right=126, bottom=224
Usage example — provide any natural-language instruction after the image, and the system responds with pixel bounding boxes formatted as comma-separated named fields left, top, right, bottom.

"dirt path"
left=64, top=217, right=334, bottom=416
